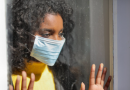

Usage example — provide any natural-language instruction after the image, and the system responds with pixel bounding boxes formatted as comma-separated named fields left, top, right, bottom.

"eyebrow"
left=40, top=28, right=64, bottom=32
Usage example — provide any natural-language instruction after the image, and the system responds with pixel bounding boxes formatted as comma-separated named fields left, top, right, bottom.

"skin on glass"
left=9, top=14, right=111, bottom=90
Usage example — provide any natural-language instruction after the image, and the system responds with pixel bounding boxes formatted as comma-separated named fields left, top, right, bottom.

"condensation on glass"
left=6, top=0, right=110, bottom=90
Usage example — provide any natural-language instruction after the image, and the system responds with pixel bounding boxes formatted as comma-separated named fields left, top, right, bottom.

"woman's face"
left=34, top=14, right=64, bottom=40
left=29, top=14, right=64, bottom=62
left=29, top=14, right=63, bottom=62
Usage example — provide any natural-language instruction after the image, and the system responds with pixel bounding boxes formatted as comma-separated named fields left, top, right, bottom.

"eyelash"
left=59, top=33, right=64, bottom=37
left=41, top=33, right=64, bottom=38
left=41, top=34, right=50, bottom=37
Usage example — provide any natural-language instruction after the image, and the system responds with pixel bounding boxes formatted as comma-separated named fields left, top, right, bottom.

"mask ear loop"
left=24, top=32, right=36, bottom=52
left=24, top=45, right=31, bottom=52
left=28, top=32, right=36, bottom=37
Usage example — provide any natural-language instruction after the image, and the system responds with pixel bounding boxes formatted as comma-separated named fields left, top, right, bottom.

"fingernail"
left=17, top=75, right=20, bottom=79
left=93, top=64, right=95, bottom=68
left=31, top=73, right=35, bottom=78
left=92, top=64, right=95, bottom=71
left=109, top=76, right=112, bottom=79
left=81, top=82, right=85, bottom=90
left=22, top=71, right=27, bottom=77
left=104, top=68, right=107, bottom=71
left=81, top=82, right=84, bottom=85
left=101, top=63, right=104, bottom=68
left=31, top=73, right=33, bottom=76
left=31, top=73, right=35, bottom=81
left=9, top=85, right=13, bottom=90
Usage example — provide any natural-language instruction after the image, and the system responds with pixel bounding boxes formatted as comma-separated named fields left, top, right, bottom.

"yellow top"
left=12, top=62, right=55, bottom=90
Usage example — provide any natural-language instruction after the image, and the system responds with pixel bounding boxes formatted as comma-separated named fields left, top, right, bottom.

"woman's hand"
left=9, top=71, right=35, bottom=90
left=80, top=63, right=112, bottom=90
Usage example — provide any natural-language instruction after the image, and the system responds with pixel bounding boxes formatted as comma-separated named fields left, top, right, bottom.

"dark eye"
left=41, top=34, right=51, bottom=38
left=59, top=33, right=64, bottom=37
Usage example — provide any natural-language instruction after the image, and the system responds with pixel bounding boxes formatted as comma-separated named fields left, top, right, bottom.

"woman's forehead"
left=39, top=14, right=63, bottom=32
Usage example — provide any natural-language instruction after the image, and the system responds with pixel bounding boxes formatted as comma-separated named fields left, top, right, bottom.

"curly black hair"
left=7, top=0, right=74, bottom=73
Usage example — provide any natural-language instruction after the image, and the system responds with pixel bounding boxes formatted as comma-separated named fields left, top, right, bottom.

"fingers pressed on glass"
left=96, top=63, right=104, bottom=84
left=28, top=73, right=35, bottom=90
left=9, top=85, right=13, bottom=90
left=89, top=64, right=95, bottom=85
left=104, top=76, right=112, bottom=89
left=21, top=71, right=27, bottom=90
left=100, top=68, right=107, bottom=87
left=80, top=82, right=85, bottom=90
left=15, top=75, right=20, bottom=90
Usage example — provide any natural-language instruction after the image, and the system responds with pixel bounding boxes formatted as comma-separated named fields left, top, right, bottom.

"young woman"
left=7, top=0, right=111, bottom=90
